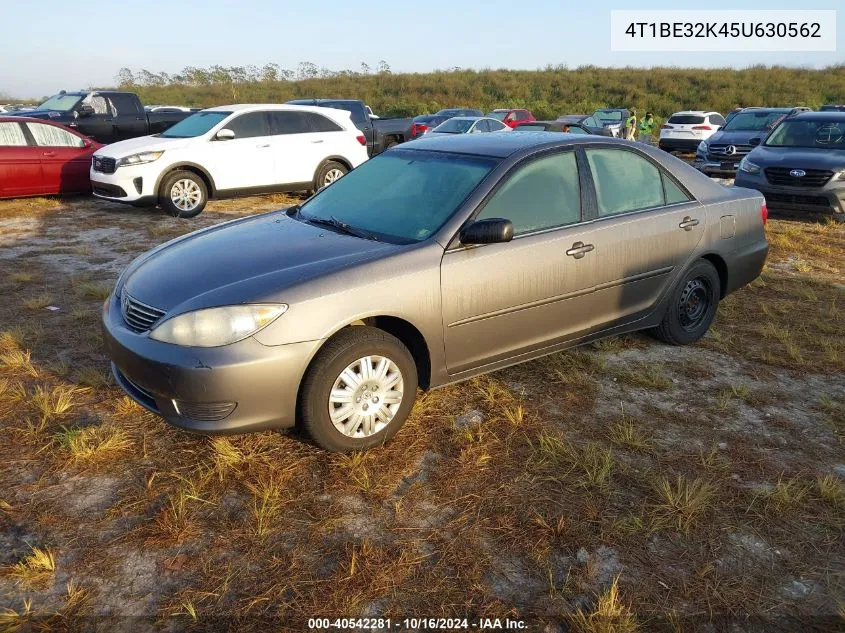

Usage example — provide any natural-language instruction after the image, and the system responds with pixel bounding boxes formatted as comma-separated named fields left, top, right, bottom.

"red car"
left=0, top=116, right=101, bottom=199
left=486, top=108, right=536, bottom=128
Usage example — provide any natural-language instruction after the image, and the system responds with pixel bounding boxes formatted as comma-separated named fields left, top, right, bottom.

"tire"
left=314, top=161, right=348, bottom=191
left=159, top=170, right=208, bottom=218
left=300, top=326, right=418, bottom=452
left=382, top=138, right=399, bottom=151
left=650, top=259, right=721, bottom=346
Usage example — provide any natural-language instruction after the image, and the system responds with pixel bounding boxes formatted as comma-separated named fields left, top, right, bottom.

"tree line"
left=105, top=61, right=845, bottom=121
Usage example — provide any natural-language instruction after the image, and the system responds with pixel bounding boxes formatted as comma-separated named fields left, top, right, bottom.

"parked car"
left=286, top=99, right=412, bottom=156
left=819, top=104, right=845, bottom=112
left=90, top=104, right=369, bottom=217
left=6, top=91, right=193, bottom=144
left=428, top=117, right=510, bottom=136
left=734, top=111, right=845, bottom=222
left=103, top=133, right=768, bottom=452
left=0, top=116, right=102, bottom=199
left=591, top=108, right=631, bottom=137
left=486, top=109, right=535, bottom=128
left=694, top=107, right=811, bottom=176
left=658, top=111, right=726, bottom=153
left=512, top=120, right=596, bottom=134
left=434, top=108, right=484, bottom=118
left=555, top=115, right=613, bottom=136
left=410, top=114, right=451, bottom=139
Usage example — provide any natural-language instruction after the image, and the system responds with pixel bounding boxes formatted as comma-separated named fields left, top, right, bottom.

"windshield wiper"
left=307, top=215, right=379, bottom=241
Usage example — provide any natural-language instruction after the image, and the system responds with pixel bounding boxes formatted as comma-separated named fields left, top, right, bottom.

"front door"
left=441, top=150, right=596, bottom=374
left=0, top=121, right=42, bottom=196
left=577, top=147, right=705, bottom=328
left=206, top=111, right=275, bottom=191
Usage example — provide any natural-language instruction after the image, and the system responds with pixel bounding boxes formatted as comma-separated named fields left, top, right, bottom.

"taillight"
left=411, top=123, right=428, bottom=137
left=761, top=202, right=768, bottom=226
left=692, top=125, right=712, bottom=130
left=356, top=135, right=366, bottom=146
left=661, top=124, right=672, bottom=129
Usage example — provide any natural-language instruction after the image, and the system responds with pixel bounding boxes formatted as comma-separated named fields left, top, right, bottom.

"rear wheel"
left=314, top=161, right=348, bottom=191
left=159, top=170, right=207, bottom=218
left=382, top=138, right=399, bottom=151
left=299, top=327, right=418, bottom=452
left=651, top=259, right=720, bottom=345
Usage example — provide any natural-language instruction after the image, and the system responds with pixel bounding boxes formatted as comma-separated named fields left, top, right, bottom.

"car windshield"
left=593, top=110, right=623, bottom=123
left=765, top=119, right=845, bottom=149
left=487, top=111, right=507, bottom=121
left=723, top=111, right=788, bottom=131
left=433, top=119, right=475, bottom=134
left=298, top=149, right=498, bottom=243
left=160, top=111, right=230, bottom=138
left=37, top=94, right=84, bottom=111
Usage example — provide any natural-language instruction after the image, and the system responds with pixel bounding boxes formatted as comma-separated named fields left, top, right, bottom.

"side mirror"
left=460, top=218, right=514, bottom=245
left=749, top=137, right=761, bottom=146
left=82, top=138, right=92, bottom=148
left=77, top=104, right=95, bottom=117
left=215, top=128, right=235, bottom=141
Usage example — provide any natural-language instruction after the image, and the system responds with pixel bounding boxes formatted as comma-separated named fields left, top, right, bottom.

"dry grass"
left=5, top=547, right=56, bottom=586
left=0, top=203, right=841, bottom=629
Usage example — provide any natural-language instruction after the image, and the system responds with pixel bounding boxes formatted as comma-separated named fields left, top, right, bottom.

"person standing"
left=625, top=109, right=638, bottom=140
left=638, top=111, right=656, bottom=144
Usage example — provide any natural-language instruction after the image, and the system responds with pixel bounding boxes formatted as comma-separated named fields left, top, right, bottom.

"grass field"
left=0, top=192, right=842, bottom=632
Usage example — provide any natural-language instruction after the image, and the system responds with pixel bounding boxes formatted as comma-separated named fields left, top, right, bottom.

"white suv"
left=658, top=111, right=726, bottom=153
left=90, top=104, right=369, bottom=217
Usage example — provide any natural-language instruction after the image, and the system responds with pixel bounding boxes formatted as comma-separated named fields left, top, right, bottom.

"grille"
left=92, top=156, right=117, bottom=174
left=175, top=400, right=238, bottom=422
left=121, top=289, right=166, bottom=333
left=706, top=144, right=753, bottom=162
left=764, top=167, right=834, bottom=187
left=763, top=193, right=831, bottom=208
left=92, top=183, right=127, bottom=198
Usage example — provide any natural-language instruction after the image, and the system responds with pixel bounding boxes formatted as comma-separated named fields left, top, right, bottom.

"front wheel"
left=650, top=259, right=720, bottom=345
left=299, top=327, right=418, bottom=452
left=159, top=170, right=208, bottom=218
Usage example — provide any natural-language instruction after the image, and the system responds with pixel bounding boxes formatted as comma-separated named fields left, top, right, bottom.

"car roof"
left=204, top=104, right=347, bottom=114
left=670, top=110, right=720, bottom=115
left=443, top=116, right=486, bottom=122
left=787, top=111, right=845, bottom=121
left=405, top=131, right=628, bottom=157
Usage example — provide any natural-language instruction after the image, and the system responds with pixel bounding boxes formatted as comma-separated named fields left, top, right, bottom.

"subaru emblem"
left=789, top=169, right=806, bottom=177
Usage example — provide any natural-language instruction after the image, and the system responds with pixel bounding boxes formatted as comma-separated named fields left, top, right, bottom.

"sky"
left=1, top=0, right=842, bottom=99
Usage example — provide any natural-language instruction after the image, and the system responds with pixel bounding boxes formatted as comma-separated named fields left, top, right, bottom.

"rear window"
left=668, top=115, right=705, bottom=124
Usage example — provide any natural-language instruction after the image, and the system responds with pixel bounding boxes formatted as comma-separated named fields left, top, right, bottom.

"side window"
left=568, top=125, right=589, bottom=135
left=225, top=112, right=269, bottom=139
left=82, top=94, right=112, bottom=115
left=662, top=173, right=691, bottom=205
left=475, top=152, right=581, bottom=235
left=267, top=111, right=311, bottom=135
left=26, top=123, right=84, bottom=148
left=490, top=120, right=507, bottom=131
left=709, top=114, right=726, bottom=126
left=515, top=111, right=529, bottom=121
left=475, top=120, right=490, bottom=133
left=109, top=94, right=141, bottom=115
left=0, top=122, right=27, bottom=146
left=306, top=113, right=344, bottom=133
left=327, top=102, right=366, bottom=127
left=583, top=117, right=599, bottom=127
left=586, top=149, right=665, bottom=216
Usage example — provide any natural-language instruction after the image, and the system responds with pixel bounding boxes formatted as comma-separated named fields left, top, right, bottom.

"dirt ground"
left=0, top=190, right=842, bottom=633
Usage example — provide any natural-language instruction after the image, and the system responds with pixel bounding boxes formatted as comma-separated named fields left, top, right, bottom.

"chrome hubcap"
left=170, top=179, right=202, bottom=211
left=328, top=355, right=404, bottom=438
left=323, top=168, right=345, bottom=186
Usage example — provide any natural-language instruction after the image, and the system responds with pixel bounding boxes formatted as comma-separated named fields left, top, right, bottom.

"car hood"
left=95, top=134, right=191, bottom=157
left=747, top=145, right=845, bottom=169
left=123, top=212, right=398, bottom=314
left=706, top=129, right=768, bottom=145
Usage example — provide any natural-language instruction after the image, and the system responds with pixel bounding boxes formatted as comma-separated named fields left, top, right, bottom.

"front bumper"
left=694, top=156, right=741, bottom=176
left=102, top=292, right=321, bottom=434
left=90, top=164, right=158, bottom=206
left=734, top=172, right=845, bottom=217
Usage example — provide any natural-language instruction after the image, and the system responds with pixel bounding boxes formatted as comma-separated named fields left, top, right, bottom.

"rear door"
left=441, top=150, right=599, bottom=374
left=266, top=111, right=333, bottom=185
left=205, top=111, right=275, bottom=191
left=0, top=121, right=43, bottom=197
left=575, top=146, right=704, bottom=328
left=25, top=122, right=93, bottom=194
left=108, top=93, right=147, bottom=141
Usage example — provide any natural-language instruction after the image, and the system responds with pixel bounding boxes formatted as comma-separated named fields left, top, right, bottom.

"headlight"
left=117, top=151, right=164, bottom=167
left=697, top=140, right=708, bottom=153
left=739, top=157, right=761, bottom=174
left=150, top=304, right=287, bottom=347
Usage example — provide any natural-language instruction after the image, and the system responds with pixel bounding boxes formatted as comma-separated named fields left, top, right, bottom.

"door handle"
left=256, top=144, right=270, bottom=148
left=566, top=241, right=594, bottom=259
left=104, top=119, right=114, bottom=123
left=311, top=139, right=324, bottom=143
left=679, top=217, right=700, bottom=231
left=42, top=152, right=57, bottom=157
